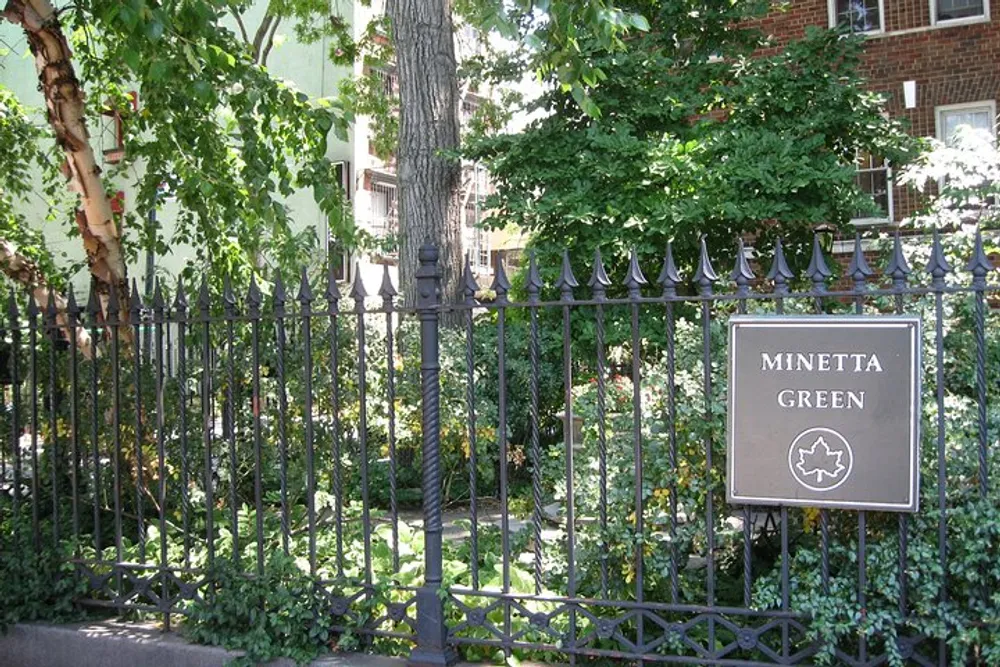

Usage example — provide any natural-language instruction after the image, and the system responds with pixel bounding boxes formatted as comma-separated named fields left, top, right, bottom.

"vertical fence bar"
left=409, top=243, right=456, bottom=667
left=658, top=244, right=681, bottom=604
left=175, top=284, right=191, bottom=569
left=493, top=254, right=512, bottom=657
left=87, top=289, right=101, bottom=555
left=68, top=292, right=81, bottom=547
left=886, top=232, right=911, bottom=621
left=380, top=266, right=400, bottom=574
left=274, top=279, right=291, bottom=557
left=351, top=269, right=373, bottom=590
left=557, top=251, right=578, bottom=662
left=731, top=240, right=755, bottom=609
left=462, top=259, right=480, bottom=591
left=45, top=292, right=61, bottom=547
left=324, top=269, right=343, bottom=574
left=624, top=250, right=648, bottom=658
left=28, top=295, right=40, bottom=552
left=130, top=282, right=147, bottom=562
left=153, top=283, right=169, bottom=630
left=222, top=279, right=239, bottom=567
left=850, top=234, right=873, bottom=663
left=298, top=270, right=316, bottom=575
left=248, top=278, right=265, bottom=575
left=198, top=281, right=214, bottom=569
left=807, top=235, right=832, bottom=593
left=589, top=250, right=611, bottom=599
left=927, top=230, right=951, bottom=667
left=768, top=238, right=793, bottom=658
left=968, top=230, right=991, bottom=496
left=7, top=294, right=22, bottom=531
left=527, top=254, right=544, bottom=595
left=109, top=288, right=124, bottom=582
left=694, top=237, right=718, bottom=651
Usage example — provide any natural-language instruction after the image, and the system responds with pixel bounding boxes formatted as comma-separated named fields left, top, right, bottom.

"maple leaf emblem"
left=795, top=436, right=846, bottom=482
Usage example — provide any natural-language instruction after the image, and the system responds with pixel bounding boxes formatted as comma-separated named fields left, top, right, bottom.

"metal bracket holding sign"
left=727, top=315, right=921, bottom=512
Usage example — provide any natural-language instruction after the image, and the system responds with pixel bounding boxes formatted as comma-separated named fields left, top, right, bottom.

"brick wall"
left=757, top=0, right=1000, bottom=225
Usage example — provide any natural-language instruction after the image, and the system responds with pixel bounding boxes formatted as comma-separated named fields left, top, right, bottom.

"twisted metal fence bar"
left=0, top=230, right=997, bottom=666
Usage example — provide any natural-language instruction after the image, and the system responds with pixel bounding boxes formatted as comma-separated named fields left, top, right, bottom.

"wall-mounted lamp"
left=903, top=81, right=917, bottom=109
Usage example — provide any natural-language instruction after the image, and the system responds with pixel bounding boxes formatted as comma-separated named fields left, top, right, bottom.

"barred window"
left=829, top=0, right=883, bottom=33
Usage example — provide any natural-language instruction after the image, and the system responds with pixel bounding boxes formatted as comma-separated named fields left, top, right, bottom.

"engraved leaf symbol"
left=796, top=436, right=845, bottom=482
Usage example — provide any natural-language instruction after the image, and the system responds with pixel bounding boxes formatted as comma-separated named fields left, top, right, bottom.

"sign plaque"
left=727, top=316, right=921, bottom=512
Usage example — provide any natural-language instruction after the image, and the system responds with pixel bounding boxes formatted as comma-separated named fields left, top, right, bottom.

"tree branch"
left=251, top=12, right=274, bottom=64
left=2, top=0, right=130, bottom=308
left=230, top=7, right=250, bottom=45
left=260, top=14, right=281, bottom=67
left=0, top=238, right=93, bottom=359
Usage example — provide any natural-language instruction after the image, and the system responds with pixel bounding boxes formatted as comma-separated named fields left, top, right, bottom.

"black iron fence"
left=1, top=230, right=998, bottom=665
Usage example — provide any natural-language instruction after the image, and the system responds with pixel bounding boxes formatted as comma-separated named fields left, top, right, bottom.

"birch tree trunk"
left=2, top=0, right=129, bottom=304
left=389, top=0, right=463, bottom=312
left=1, top=240, right=92, bottom=358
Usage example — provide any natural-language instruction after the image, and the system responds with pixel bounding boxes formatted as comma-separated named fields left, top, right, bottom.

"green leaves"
left=468, top=6, right=917, bottom=284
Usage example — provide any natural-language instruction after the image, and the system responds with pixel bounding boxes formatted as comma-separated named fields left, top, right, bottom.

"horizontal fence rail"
left=0, top=229, right=998, bottom=666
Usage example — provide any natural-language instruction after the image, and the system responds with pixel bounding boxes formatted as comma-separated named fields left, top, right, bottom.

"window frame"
left=851, top=151, right=895, bottom=227
left=827, top=0, right=886, bottom=35
left=935, top=100, right=997, bottom=143
left=931, top=0, right=990, bottom=26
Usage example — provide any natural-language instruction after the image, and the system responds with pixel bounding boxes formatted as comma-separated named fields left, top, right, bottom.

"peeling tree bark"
left=1, top=239, right=93, bottom=358
left=2, top=0, right=129, bottom=306
left=389, top=0, right=463, bottom=314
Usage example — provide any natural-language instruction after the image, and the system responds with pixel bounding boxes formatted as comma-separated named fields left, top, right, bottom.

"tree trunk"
left=2, top=0, right=129, bottom=305
left=389, top=0, right=463, bottom=313
left=1, top=240, right=93, bottom=358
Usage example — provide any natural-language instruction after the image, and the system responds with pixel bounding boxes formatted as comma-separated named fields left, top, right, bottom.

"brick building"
left=758, top=0, right=999, bottom=232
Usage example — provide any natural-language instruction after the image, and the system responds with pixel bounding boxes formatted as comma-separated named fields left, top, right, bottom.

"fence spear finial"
left=730, top=238, right=755, bottom=293
left=623, top=248, right=647, bottom=298
left=379, top=264, right=397, bottom=302
left=555, top=250, right=578, bottom=301
left=693, top=235, right=718, bottom=294
left=766, top=237, right=794, bottom=294
left=349, top=264, right=366, bottom=302
left=885, top=231, right=912, bottom=284
left=247, top=274, right=262, bottom=311
left=848, top=233, right=873, bottom=284
left=463, top=254, right=480, bottom=305
left=492, top=252, right=511, bottom=303
left=657, top=241, right=681, bottom=296
left=526, top=250, right=544, bottom=302
left=925, top=227, right=952, bottom=284
left=153, top=278, right=166, bottom=311
left=173, top=278, right=188, bottom=311
left=297, top=266, right=314, bottom=303
left=588, top=248, right=611, bottom=300
left=966, top=227, right=994, bottom=285
left=806, top=233, right=832, bottom=292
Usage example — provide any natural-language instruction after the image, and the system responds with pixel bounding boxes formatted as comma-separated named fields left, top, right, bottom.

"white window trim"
left=851, top=158, right=895, bottom=227
left=930, top=0, right=990, bottom=27
left=935, top=100, right=998, bottom=141
left=827, top=0, right=886, bottom=35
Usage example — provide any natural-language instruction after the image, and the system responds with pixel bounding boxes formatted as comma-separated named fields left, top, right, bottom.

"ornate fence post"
left=409, top=243, right=457, bottom=667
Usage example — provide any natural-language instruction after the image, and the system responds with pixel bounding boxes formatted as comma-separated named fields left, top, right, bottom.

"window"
left=100, top=91, right=137, bottom=164
left=934, top=0, right=988, bottom=23
left=852, top=152, right=893, bottom=224
left=937, top=101, right=997, bottom=144
left=461, top=98, right=479, bottom=125
left=369, top=66, right=397, bottom=98
left=369, top=180, right=398, bottom=238
left=463, top=190, right=490, bottom=269
left=828, top=0, right=884, bottom=33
